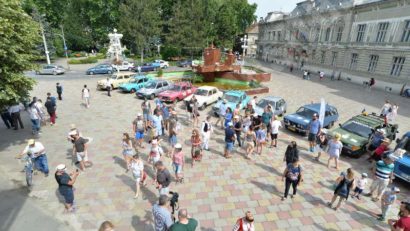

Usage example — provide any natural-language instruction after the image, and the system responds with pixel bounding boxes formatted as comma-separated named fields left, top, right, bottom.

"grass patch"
left=68, top=57, right=99, bottom=64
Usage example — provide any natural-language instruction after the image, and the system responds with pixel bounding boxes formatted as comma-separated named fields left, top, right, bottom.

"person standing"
left=215, top=100, right=227, bottom=128
left=327, top=133, right=343, bottom=170
left=224, top=122, right=236, bottom=159
left=284, top=141, right=299, bottom=165
left=233, top=103, right=241, bottom=117
left=133, top=113, right=145, bottom=149
left=105, top=77, right=112, bottom=97
left=155, top=161, right=171, bottom=195
left=250, top=96, right=257, bottom=111
left=162, top=104, right=170, bottom=133
left=28, top=102, right=41, bottom=135
left=73, top=132, right=91, bottom=171
left=141, top=99, right=151, bottom=128
left=1, top=106, right=14, bottom=129
left=170, top=208, right=198, bottom=231
left=122, top=133, right=134, bottom=172
left=315, top=129, right=328, bottom=161
left=191, top=128, right=202, bottom=166
left=319, top=71, right=325, bottom=80
left=172, top=143, right=184, bottom=183
left=386, top=103, right=399, bottom=123
left=55, top=164, right=79, bottom=213
left=44, top=97, right=57, bottom=125
left=255, top=124, right=267, bottom=155
left=233, top=211, right=255, bottom=231
left=261, top=106, right=273, bottom=137
left=56, top=83, right=63, bottom=100
left=168, top=111, right=179, bottom=156
left=367, top=129, right=385, bottom=154
left=307, top=114, right=321, bottom=152
left=378, top=187, right=400, bottom=221
left=328, top=168, right=355, bottom=211
left=191, top=98, right=200, bottom=128
left=233, top=115, right=242, bottom=147
left=367, top=154, right=395, bottom=202
left=82, top=85, right=90, bottom=108
left=152, top=195, right=173, bottom=231
left=281, top=158, right=303, bottom=201
left=152, top=109, right=164, bottom=137
left=380, top=100, right=392, bottom=117
left=224, top=107, right=233, bottom=129
left=245, top=126, right=256, bottom=159
left=17, top=139, right=49, bottom=176
left=129, top=154, right=145, bottom=198
left=269, top=115, right=282, bottom=148
left=351, top=173, right=368, bottom=200
left=8, top=102, right=24, bottom=130
left=201, top=116, right=212, bottom=151
left=388, top=199, right=410, bottom=231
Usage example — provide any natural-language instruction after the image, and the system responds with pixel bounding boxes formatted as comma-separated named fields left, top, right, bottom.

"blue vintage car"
left=283, top=103, right=339, bottom=135
left=118, top=75, right=151, bottom=93
left=393, top=132, right=410, bottom=184
left=86, top=64, right=113, bottom=75
left=212, top=90, right=250, bottom=116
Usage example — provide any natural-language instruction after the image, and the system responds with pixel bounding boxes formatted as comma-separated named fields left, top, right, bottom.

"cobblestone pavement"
left=0, top=59, right=409, bottom=231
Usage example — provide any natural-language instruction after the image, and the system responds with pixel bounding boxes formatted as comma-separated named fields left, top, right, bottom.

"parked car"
left=153, top=60, right=170, bottom=69
left=328, top=113, right=399, bottom=157
left=177, top=59, right=193, bottom=67
left=112, top=61, right=134, bottom=71
left=118, top=75, right=151, bottom=93
left=184, top=86, right=223, bottom=110
left=96, top=72, right=135, bottom=90
left=158, top=82, right=197, bottom=102
left=212, top=90, right=251, bottom=116
left=132, top=63, right=157, bottom=72
left=86, top=64, right=113, bottom=75
left=393, top=132, right=410, bottom=184
left=36, top=64, right=65, bottom=75
left=254, top=96, right=287, bottom=117
left=136, top=80, right=173, bottom=99
left=283, top=103, right=339, bottom=135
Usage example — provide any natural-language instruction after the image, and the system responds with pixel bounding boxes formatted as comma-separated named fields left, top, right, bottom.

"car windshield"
left=296, top=107, right=316, bottom=118
left=257, top=99, right=275, bottom=108
left=341, top=121, right=373, bottom=138
left=129, top=78, right=138, bottom=83
left=195, top=89, right=209, bottom=96
left=145, top=81, right=157, bottom=89
left=169, top=85, right=182, bottom=91
left=223, top=94, right=240, bottom=103
left=110, top=75, right=117, bottom=79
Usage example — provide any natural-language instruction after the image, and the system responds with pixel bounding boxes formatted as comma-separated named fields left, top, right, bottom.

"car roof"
left=260, top=96, right=283, bottom=102
left=197, top=86, right=216, bottom=90
left=303, top=103, right=335, bottom=111
left=349, top=114, right=386, bottom=127
left=174, top=82, right=192, bottom=86
left=133, top=75, right=147, bottom=79
left=225, top=90, right=245, bottom=96
left=113, top=71, right=135, bottom=76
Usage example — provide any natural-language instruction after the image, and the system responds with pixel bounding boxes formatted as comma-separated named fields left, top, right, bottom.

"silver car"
left=136, top=80, right=173, bottom=99
left=254, top=96, right=287, bottom=116
left=36, top=65, right=65, bottom=75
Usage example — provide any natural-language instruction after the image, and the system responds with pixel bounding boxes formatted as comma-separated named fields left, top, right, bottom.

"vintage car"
left=112, top=61, right=135, bottom=71
left=86, top=64, right=113, bottom=75
left=36, top=64, right=65, bottom=75
left=328, top=113, right=398, bottom=157
left=283, top=103, right=339, bottom=135
left=212, top=90, right=251, bottom=116
left=152, top=60, right=170, bottom=69
left=118, top=75, right=151, bottom=93
left=254, top=96, right=287, bottom=117
left=158, top=82, right=197, bottom=102
left=136, top=79, right=173, bottom=99
left=96, top=72, right=135, bottom=90
left=393, top=132, right=410, bottom=184
left=176, top=59, right=192, bottom=67
left=184, top=86, right=223, bottom=110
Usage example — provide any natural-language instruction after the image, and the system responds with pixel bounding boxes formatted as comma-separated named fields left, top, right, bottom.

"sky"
left=248, top=0, right=302, bottom=18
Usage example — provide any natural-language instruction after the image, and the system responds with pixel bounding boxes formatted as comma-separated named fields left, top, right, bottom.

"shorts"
left=143, top=113, right=149, bottom=121
left=246, top=141, right=254, bottom=148
left=76, top=152, right=88, bottom=162
left=169, top=135, right=177, bottom=146
left=354, top=187, right=363, bottom=194
left=59, top=188, right=74, bottom=204
left=308, top=133, right=316, bottom=142
left=225, top=142, right=234, bottom=151
left=270, top=133, right=278, bottom=140
left=123, top=149, right=134, bottom=156
left=173, top=163, right=182, bottom=174
left=135, top=130, right=144, bottom=139
left=328, top=152, right=340, bottom=159
left=132, top=173, right=141, bottom=183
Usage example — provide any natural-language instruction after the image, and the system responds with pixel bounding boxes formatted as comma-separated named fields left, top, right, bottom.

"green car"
left=328, top=113, right=398, bottom=157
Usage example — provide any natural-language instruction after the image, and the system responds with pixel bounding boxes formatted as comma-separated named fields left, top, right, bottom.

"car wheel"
left=130, top=88, right=136, bottom=93
left=107, top=70, right=112, bottom=74
left=53, top=71, right=57, bottom=75
left=200, top=103, right=207, bottom=110
left=89, top=71, right=94, bottom=75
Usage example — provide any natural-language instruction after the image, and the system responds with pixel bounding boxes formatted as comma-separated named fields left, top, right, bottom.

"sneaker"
left=281, top=197, right=286, bottom=201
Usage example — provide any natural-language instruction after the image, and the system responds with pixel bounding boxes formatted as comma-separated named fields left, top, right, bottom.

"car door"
left=44, top=65, right=52, bottom=74
left=123, top=74, right=131, bottom=84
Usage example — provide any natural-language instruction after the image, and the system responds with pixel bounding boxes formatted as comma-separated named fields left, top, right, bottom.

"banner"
left=319, top=98, right=326, bottom=128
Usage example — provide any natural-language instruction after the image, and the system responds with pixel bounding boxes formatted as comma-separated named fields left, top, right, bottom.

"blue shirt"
left=371, top=133, right=384, bottom=147
left=162, top=106, right=169, bottom=119
left=152, top=115, right=163, bottom=129
left=219, top=103, right=227, bottom=116
left=152, top=204, right=173, bottom=231
left=224, top=113, right=232, bottom=127
left=309, top=119, right=320, bottom=134
left=225, top=127, right=235, bottom=142
left=383, top=190, right=397, bottom=205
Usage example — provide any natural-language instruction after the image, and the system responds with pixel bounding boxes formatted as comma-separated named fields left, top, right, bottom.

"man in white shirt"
left=201, top=116, right=213, bottom=151
left=250, top=96, right=257, bottom=110
left=17, top=139, right=49, bottom=176
left=8, top=103, right=24, bottom=130
left=105, top=77, right=112, bottom=97
left=270, top=115, right=282, bottom=148
left=82, top=85, right=90, bottom=108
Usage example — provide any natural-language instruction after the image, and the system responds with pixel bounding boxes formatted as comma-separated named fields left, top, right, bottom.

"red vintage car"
left=158, top=82, right=197, bottom=102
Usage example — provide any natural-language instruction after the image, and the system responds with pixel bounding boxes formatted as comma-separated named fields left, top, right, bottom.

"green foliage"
left=157, top=68, right=164, bottom=77
left=161, top=46, right=180, bottom=60
left=0, top=0, right=39, bottom=107
left=68, top=57, right=98, bottom=64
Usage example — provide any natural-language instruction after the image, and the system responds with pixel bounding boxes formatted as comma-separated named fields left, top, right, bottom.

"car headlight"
left=351, top=145, right=361, bottom=151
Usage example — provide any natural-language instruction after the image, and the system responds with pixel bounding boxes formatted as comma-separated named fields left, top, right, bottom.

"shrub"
left=161, top=46, right=180, bottom=61
left=68, top=57, right=98, bottom=64
left=157, top=68, right=163, bottom=77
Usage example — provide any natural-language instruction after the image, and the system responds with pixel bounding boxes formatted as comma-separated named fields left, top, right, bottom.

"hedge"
left=68, top=57, right=98, bottom=64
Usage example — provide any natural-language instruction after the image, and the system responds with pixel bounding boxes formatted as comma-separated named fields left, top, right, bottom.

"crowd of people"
left=6, top=79, right=410, bottom=231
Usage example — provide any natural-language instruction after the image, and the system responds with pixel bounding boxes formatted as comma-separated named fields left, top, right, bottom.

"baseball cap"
left=70, top=124, right=76, bottom=129
left=253, top=113, right=258, bottom=117
left=401, top=198, right=410, bottom=205
left=174, top=143, right=182, bottom=149
left=361, top=173, right=368, bottom=178
left=234, top=115, right=239, bottom=119
left=377, top=128, right=386, bottom=134
left=227, top=122, right=233, bottom=127
left=392, top=186, right=400, bottom=193
left=28, top=139, right=35, bottom=145
left=137, top=113, right=142, bottom=117
left=56, top=164, right=66, bottom=171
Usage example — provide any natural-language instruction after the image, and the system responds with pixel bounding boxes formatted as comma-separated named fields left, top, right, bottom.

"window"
left=401, top=20, right=410, bottom=42
left=272, top=31, right=276, bottom=40
left=356, top=24, right=366, bottom=42
left=331, top=52, right=338, bottom=66
left=390, top=57, right=405, bottom=76
left=375, top=22, right=389, bottom=43
left=311, top=50, right=316, bottom=62
left=320, top=51, right=326, bottom=64
left=368, top=55, right=379, bottom=72
left=315, top=28, right=320, bottom=42
left=325, top=28, right=331, bottom=42
left=336, top=27, right=343, bottom=42
left=277, top=31, right=281, bottom=41
left=163, top=82, right=168, bottom=87
left=268, top=32, right=271, bottom=40
left=350, top=53, right=358, bottom=70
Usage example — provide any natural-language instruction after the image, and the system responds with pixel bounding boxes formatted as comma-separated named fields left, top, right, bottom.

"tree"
left=119, top=0, right=161, bottom=63
left=0, top=0, right=39, bottom=107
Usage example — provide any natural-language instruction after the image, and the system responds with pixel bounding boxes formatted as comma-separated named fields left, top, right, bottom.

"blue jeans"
left=30, top=119, right=40, bottom=132
left=34, top=154, right=49, bottom=174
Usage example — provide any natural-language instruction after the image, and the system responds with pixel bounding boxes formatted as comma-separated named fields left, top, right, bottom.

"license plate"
left=288, top=126, right=296, bottom=132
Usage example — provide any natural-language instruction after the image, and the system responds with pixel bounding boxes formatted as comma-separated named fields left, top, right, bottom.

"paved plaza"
left=0, top=59, right=409, bottom=231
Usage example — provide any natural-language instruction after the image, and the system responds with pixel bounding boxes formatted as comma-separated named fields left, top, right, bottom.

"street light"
left=40, top=23, right=51, bottom=65
left=55, top=25, right=70, bottom=70
left=241, top=34, right=249, bottom=66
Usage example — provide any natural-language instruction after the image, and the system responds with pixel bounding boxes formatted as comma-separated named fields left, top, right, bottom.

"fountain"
left=107, top=29, right=126, bottom=64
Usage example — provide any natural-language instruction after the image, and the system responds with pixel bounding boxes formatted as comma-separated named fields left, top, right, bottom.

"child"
left=351, top=173, right=368, bottom=200
left=378, top=186, right=400, bottom=221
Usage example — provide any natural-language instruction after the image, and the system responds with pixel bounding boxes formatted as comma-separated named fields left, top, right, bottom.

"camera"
left=169, top=191, right=179, bottom=207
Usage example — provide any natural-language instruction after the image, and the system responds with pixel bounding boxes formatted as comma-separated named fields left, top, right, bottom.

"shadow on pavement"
left=0, top=186, right=27, bottom=231
left=131, top=211, right=154, bottom=231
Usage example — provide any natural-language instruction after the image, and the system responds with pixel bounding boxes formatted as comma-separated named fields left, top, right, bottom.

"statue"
left=107, top=29, right=126, bottom=64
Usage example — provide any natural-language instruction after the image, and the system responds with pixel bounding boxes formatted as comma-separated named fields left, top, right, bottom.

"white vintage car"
left=97, top=72, right=135, bottom=90
left=184, top=86, right=223, bottom=110
left=112, top=61, right=135, bottom=71
left=154, top=60, right=170, bottom=69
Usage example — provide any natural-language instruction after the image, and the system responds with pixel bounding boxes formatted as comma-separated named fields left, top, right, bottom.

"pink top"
left=173, top=151, right=184, bottom=165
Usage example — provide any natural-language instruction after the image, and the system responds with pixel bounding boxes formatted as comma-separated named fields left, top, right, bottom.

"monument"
left=107, top=29, right=126, bottom=63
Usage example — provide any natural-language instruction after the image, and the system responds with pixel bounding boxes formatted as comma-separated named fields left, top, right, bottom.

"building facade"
left=245, top=23, right=259, bottom=57
left=256, top=0, right=410, bottom=93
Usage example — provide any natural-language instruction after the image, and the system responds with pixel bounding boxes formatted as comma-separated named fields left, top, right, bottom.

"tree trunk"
left=140, top=47, right=144, bottom=64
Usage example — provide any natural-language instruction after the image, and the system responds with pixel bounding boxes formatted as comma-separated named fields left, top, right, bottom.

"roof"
left=174, top=81, right=192, bottom=87
left=349, top=114, right=386, bottom=127
left=225, top=90, right=246, bottom=96
left=289, top=0, right=353, bottom=17
left=303, top=103, right=335, bottom=111
left=261, top=96, right=283, bottom=101
left=197, top=86, right=217, bottom=90
left=113, top=71, right=135, bottom=76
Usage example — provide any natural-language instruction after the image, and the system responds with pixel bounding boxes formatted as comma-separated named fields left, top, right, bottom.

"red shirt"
left=394, top=216, right=410, bottom=231
left=375, top=144, right=389, bottom=156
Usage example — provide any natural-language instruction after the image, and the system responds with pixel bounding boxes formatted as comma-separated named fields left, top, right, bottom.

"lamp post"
left=241, top=34, right=249, bottom=66
left=56, top=25, right=70, bottom=70
left=40, top=24, right=51, bottom=65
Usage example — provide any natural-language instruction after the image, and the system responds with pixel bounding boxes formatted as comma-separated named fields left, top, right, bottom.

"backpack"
left=286, top=165, right=301, bottom=181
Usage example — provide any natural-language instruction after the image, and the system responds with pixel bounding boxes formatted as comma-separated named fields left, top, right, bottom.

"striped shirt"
left=375, top=160, right=394, bottom=180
